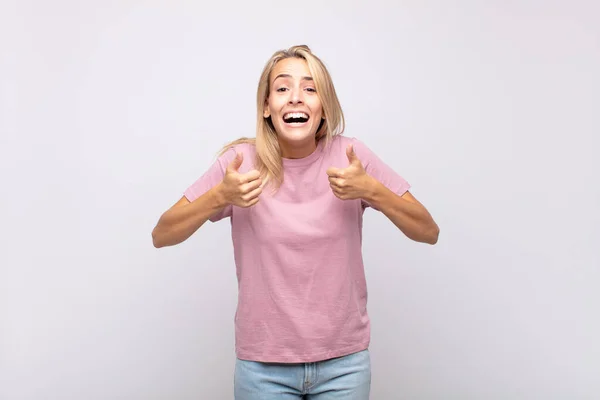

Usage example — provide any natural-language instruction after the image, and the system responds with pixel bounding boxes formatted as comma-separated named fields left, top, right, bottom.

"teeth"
left=284, top=112, right=308, bottom=119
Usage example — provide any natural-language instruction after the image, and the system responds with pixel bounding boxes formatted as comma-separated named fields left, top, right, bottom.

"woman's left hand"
left=326, top=144, right=374, bottom=200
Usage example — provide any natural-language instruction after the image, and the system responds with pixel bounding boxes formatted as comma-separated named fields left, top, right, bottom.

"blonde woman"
left=152, top=45, right=439, bottom=399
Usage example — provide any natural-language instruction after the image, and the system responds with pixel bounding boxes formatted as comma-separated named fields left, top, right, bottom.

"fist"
left=326, top=144, right=372, bottom=200
left=220, top=152, right=263, bottom=207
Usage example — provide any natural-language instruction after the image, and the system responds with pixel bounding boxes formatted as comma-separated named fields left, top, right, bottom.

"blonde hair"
left=219, top=45, right=345, bottom=189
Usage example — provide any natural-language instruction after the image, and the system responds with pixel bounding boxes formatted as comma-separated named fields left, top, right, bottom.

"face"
left=264, top=58, right=324, bottom=154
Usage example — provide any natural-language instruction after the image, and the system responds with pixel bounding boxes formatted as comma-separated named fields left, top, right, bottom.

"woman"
left=152, top=45, right=439, bottom=399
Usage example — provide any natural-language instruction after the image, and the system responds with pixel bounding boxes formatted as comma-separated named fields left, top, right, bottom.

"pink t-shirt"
left=184, top=135, right=410, bottom=363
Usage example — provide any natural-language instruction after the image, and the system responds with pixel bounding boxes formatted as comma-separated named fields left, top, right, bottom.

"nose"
left=288, top=87, right=303, bottom=104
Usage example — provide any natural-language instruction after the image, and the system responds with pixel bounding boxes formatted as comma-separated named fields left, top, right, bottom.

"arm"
left=151, top=187, right=228, bottom=248
left=363, top=181, right=439, bottom=245
left=152, top=151, right=262, bottom=248
left=327, top=141, right=439, bottom=245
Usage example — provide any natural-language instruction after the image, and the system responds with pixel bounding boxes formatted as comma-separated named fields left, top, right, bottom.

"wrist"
left=212, top=183, right=230, bottom=208
left=361, top=175, right=381, bottom=204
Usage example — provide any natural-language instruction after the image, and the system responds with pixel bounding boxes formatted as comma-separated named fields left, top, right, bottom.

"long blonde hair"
left=219, top=45, right=345, bottom=189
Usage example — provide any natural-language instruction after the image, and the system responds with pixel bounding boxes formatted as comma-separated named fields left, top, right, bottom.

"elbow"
left=152, top=234, right=161, bottom=248
left=426, top=224, right=440, bottom=245
left=412, top=221, right=439, bottom=245
left=152, top=222, right=184, bottom=248
left=405, top=225, right=439, bottom=245
left=152, top=227, right=166, bottom=248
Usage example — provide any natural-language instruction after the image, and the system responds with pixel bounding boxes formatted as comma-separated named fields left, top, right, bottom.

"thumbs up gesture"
left=326, top=144, right=373, bottom=200
left=219, top=152, right=263, bottom=208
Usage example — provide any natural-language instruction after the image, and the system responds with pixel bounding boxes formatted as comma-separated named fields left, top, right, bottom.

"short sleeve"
left=183, top=148, right=236, bottom=222
left=351, top=137, right=411, bottom=210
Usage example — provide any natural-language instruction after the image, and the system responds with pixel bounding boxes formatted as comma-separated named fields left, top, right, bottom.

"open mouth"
left=283, top=112, right=309, bottom=124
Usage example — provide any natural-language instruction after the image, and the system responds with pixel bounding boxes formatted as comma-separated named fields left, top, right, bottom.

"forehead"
left=270, top=58, right=311, bottom=81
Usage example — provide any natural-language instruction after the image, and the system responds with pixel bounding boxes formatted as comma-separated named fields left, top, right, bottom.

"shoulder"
left=217, top=139, right=257, bottom=172
left=329, top=134, right=370, bottom=149
left=223, top=141, right=256, bottom=156
left=329, top=134, right=353, bottom=147
left=328, top=135, right=374, bottom=161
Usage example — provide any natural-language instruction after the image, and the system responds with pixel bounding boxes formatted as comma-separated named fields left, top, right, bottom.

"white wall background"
left=1, top=1, right=599, bottom=399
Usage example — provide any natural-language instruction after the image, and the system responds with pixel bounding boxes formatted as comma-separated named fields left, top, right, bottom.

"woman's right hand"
left=217, top=152, right=263, bottom=208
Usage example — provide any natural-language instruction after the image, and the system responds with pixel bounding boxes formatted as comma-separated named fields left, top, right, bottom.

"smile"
left=283, top=112, right=309, bottom=124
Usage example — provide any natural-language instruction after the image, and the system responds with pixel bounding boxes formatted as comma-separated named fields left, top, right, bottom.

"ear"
left=263, top=99, right=270, bottom=118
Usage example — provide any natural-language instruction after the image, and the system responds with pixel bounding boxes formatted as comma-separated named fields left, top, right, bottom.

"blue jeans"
left=234, top=349, right=371, bottom=399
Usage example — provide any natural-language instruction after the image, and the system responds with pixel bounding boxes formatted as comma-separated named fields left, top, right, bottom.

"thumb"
left=346, top=144, right=360, bottom=165
left=228, top=152, right=243, bottom=172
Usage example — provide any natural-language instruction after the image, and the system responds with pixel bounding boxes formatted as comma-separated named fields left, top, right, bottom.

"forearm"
left=364, top=178, right=439, bottom=244
left=152, top=185, right=228, bottom=248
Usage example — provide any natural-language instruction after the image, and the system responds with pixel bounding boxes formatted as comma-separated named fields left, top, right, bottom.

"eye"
left=276, top=87, right=288, bottom=92
left=306, top=87, right=317, bottom=92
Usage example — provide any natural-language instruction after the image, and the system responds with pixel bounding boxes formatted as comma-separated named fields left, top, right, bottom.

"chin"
left=275, top=125, right=317, bottom=143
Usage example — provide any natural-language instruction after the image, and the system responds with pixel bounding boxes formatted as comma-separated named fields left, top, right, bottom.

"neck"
left=279, top=138, right=317, bottom=159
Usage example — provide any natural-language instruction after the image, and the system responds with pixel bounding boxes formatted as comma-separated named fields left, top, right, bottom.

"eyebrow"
left=273, top=74, right=313, bottom=82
